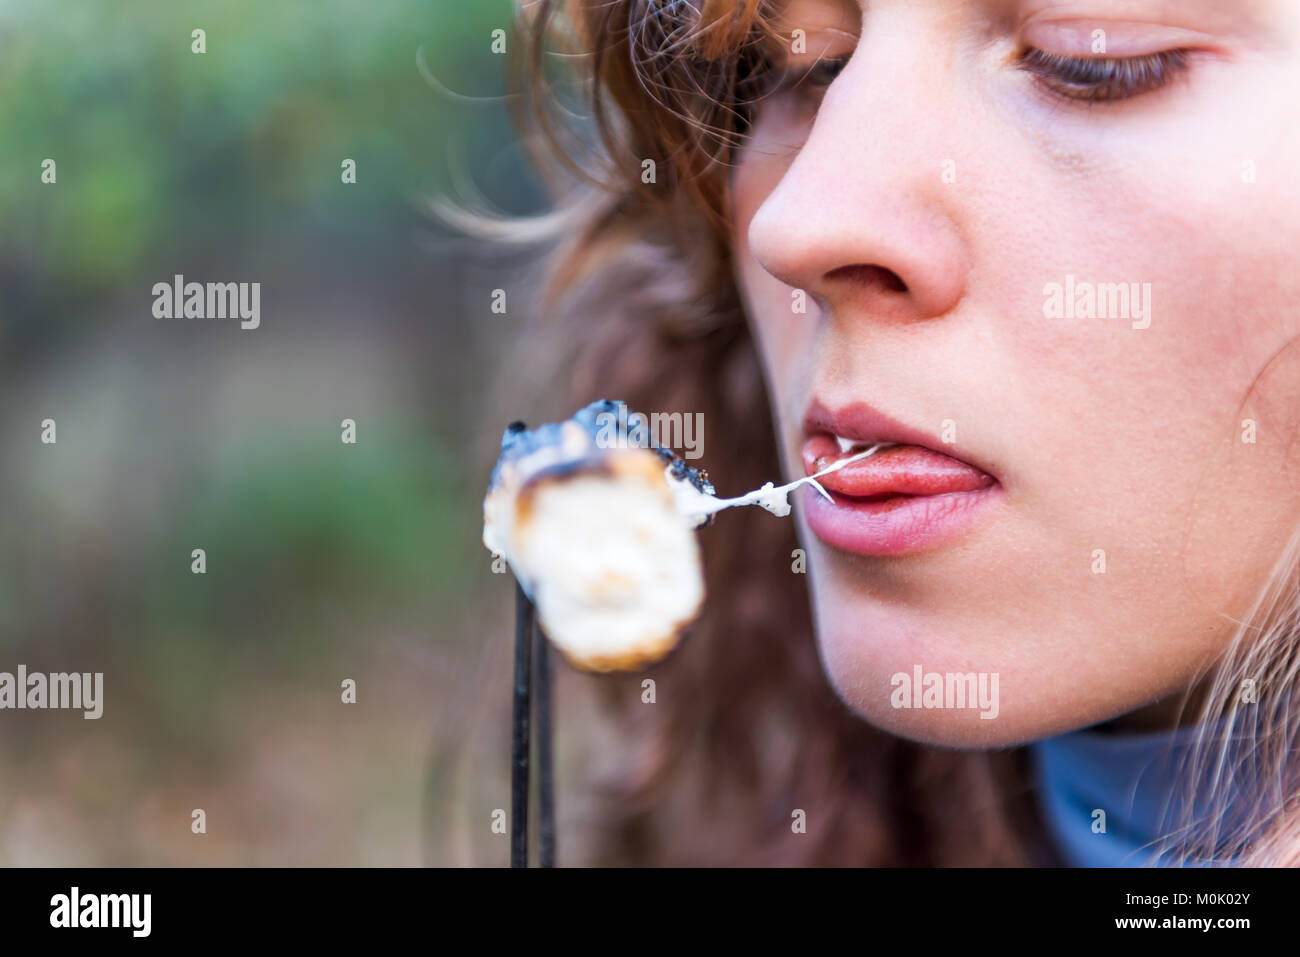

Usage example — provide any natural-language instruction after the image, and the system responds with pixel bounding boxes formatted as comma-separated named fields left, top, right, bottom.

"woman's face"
left=730, top=0, right=1300, bottom=746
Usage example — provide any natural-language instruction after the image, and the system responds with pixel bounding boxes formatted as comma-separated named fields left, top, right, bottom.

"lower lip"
left=801, top=483, right=1001, bottom=556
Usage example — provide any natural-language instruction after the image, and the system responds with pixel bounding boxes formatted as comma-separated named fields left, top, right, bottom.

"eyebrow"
left=771, top=0, right=1278, bottom=39
left=1021, top=0, right=1278, bottom=39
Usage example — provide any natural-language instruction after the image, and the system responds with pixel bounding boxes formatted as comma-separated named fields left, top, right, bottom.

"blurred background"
left=0, top=0, right=583, bottom=864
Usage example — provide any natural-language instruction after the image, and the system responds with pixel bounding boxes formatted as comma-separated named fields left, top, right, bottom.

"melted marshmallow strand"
left=666, top=444, right=890, bottom=528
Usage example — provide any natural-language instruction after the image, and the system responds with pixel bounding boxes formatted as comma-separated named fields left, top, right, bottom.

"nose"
left=745, top=33, right=971, bottom=324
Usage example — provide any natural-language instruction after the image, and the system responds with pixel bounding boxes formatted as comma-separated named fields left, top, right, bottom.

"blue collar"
left=1030, top=720, right=1239, bottom=867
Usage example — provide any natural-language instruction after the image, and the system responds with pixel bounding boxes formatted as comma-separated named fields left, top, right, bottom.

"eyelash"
left=794, top=56, right=852, bottom=90
left=753, top=54, right=852, bottom=101
left=748, top=46, right=1191, bottom=110
left=1017, top=47, right=1192, bottom=102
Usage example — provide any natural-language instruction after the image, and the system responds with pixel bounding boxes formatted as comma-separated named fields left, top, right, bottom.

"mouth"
left=800, top=400, right=1001, bottom=556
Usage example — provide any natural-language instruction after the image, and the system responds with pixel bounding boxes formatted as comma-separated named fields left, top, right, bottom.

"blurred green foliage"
left=0, top=0, right=518, bottom=292
left=0, top=0, right=530, bottom=864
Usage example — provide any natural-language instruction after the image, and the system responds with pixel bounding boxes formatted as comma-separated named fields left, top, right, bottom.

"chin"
left=807, top=587, right=1126, bottom=750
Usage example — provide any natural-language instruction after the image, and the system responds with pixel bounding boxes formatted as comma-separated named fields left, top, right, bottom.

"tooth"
left=835, top=435, right=856, bottom=454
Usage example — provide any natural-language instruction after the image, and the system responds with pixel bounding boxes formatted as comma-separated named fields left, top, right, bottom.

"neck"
left=1093, top=676, right=1214, bottom=735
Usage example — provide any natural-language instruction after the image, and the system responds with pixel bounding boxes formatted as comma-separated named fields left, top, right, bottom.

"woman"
left=484, top=0, right=1300, bottom=865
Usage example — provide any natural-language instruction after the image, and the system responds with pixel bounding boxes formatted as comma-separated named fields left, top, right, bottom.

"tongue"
left=802, top=435, right=994, bottom=498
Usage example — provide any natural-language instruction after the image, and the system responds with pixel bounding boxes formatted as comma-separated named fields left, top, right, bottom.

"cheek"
left=932, top=65, right=1300, bottom=650
left=1003, top=143, right=1300, bottom=623
left=733, top=246, right=806, bottom=395
left=729, top=128, right=817, bottom=400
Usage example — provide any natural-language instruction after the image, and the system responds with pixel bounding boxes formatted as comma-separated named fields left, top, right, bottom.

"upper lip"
left=802, top=398, right=997, bottom=478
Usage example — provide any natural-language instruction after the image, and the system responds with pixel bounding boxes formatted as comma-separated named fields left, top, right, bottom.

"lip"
left=800, top=399, right=1001, bottom=555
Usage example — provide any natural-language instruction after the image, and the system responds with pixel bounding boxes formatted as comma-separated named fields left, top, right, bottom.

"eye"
left=1018, top=47, right=1191, bottom=103
left=797, top=54, right=852, bottom=90
left=746, top=49, right=853, bottom=104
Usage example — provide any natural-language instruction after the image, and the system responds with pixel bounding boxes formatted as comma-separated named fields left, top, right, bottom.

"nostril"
left=827, top=264, right=909, bottom=293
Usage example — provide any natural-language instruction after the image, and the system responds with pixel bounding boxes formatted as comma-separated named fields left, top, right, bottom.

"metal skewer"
left=511, top=581, right=533, bottom=868
left=533, top=613, right=555, bottom=867
left=511, top=580, right=555, bottom=867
